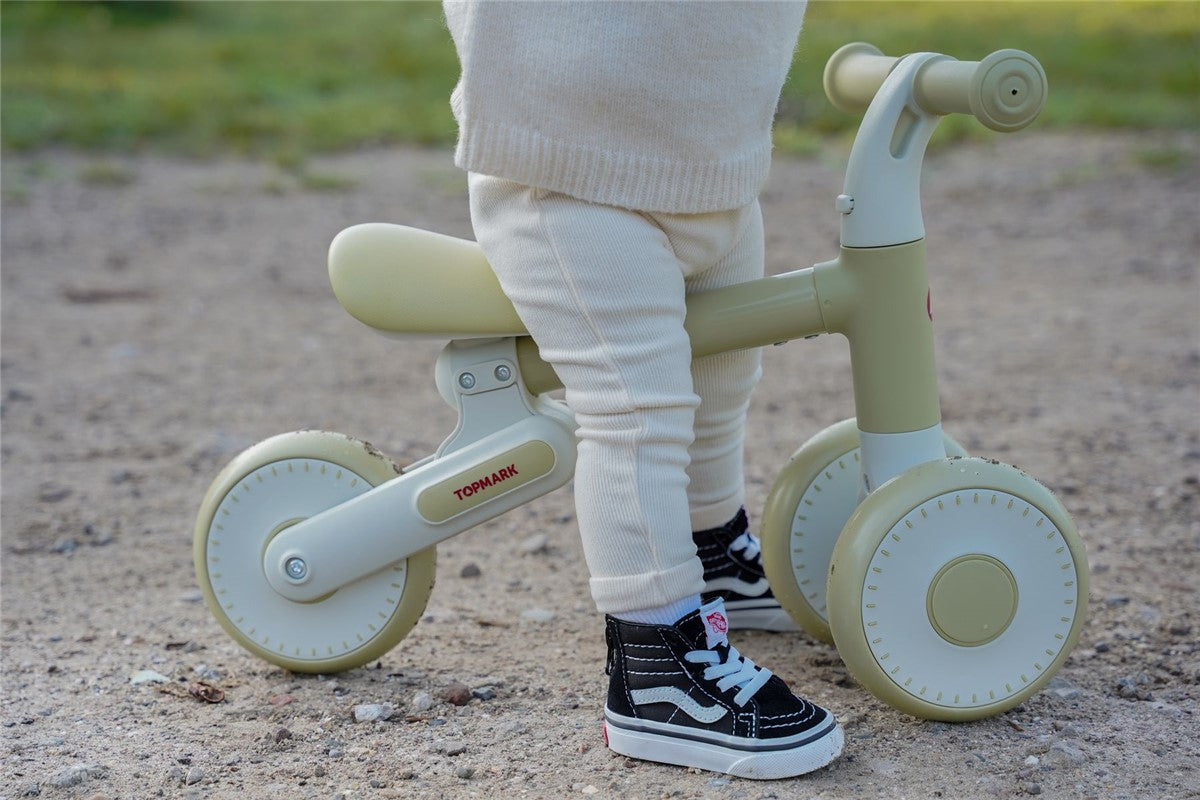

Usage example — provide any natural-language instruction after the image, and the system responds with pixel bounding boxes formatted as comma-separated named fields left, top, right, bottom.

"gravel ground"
left=2, top=131, right=1197, bottom=799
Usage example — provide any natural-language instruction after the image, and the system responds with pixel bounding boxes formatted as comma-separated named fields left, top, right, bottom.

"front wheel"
left=827, top=457, right=1087, bottom=721
left=760, top=418, right=966, bottom=644
left=193, top=431, right=436, bottom=673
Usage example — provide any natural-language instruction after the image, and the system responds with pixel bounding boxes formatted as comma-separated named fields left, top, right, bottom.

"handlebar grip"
left=823, top=42, right=1047, bottom=132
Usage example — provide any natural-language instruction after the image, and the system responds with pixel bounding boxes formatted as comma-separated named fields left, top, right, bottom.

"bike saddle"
left=328, top=223, right=528, bottom=339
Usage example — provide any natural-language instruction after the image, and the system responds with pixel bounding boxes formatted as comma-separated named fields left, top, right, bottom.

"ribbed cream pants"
left=468, top=174, right=764, bottom=614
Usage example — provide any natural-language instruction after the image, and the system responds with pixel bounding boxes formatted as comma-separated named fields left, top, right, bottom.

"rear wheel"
left=193, top=431, right=436, bottom=673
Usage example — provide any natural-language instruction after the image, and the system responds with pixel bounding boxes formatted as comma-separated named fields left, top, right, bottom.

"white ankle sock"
left=613, top=594, right=701, bottom=627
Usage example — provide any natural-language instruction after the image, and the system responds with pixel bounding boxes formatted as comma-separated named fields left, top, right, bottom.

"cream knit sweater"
left=444, top=1, right=806, bottom=213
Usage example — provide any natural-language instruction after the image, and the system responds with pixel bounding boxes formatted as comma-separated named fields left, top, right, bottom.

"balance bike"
left=193, top=43, right=1088, bottom=722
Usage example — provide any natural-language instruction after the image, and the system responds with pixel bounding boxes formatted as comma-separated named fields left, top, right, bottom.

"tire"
left=827, top=457, right=1087, bottom=720
left=760, top=419, right=966, bottom=643
left=193, top=431, right=436, bottom=673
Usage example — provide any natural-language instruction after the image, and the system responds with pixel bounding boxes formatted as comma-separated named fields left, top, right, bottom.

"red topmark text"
left=454, top=464, right=519, bottom=500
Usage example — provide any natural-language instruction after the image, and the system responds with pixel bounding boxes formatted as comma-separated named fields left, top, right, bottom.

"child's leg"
left=649, top=203, right=798, bottom=631
left=679, top=202, right=765, bottom=531
left=467, top=174, right=705, bottom=616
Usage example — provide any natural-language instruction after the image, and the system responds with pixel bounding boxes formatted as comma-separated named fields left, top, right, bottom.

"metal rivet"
left=494, top=364, right=512, bottom=382
left=284, top=557, right=308, bottom=580
left=458, top=372, right=476, bottom=390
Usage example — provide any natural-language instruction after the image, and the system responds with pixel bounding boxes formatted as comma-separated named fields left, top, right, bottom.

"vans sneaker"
left=693, top=508, right=798, bottom=631
left=603, top=599, right=843, bottom=779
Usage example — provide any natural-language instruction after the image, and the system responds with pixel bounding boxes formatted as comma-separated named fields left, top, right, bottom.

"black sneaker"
left=693, top=508, right=798, bottom=631
left=603, top=599, right=843, bottom=778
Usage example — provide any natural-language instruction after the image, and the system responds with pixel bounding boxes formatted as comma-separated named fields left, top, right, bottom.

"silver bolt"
left=494, top=364, right=512, bottom=382
left=458, top=372, right=476, bottom=390
left=284, top=557, right=308, bottom=581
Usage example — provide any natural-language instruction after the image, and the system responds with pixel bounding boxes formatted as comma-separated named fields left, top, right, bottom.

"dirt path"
left=2, top=132, right=1197, bottom=800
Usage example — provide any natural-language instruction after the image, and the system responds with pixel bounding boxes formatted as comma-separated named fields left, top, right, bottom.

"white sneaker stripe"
left=704, top=576, right=770, bottom=596
left=630, top=687, right=729, bottom=724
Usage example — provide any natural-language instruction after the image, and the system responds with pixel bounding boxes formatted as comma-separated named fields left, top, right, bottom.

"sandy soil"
left=2, top=131, right=1197, bottom=800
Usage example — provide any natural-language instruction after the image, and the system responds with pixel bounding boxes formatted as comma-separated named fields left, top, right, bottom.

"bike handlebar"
left=823, top=43, right=1047, bottom=132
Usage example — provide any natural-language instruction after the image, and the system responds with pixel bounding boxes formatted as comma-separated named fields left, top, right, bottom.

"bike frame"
left=261, top=52, right=1020, bottom=603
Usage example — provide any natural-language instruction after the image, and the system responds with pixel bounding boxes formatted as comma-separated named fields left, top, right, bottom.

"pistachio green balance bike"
left=194, top=44, right=1087, bottom=722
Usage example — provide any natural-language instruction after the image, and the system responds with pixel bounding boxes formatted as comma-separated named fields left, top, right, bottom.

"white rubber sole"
left=604, top=710, right=843, bottom=779
left=723, top=600, right=801, bottom=633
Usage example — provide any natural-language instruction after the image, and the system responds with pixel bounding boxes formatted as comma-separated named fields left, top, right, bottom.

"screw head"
left=284, top=557, right=308, bottom=580
left=494, top=364, right=512, bottom=382
left=458, top=372, right=476, bottom=390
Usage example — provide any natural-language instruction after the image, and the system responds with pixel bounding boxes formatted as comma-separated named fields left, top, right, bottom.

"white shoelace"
left=684, top=645, right=772, bottom=706
left=729, top=531, right=762, bottom=564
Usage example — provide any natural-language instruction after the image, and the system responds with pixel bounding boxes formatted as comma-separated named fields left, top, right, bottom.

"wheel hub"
left=926, top=554, right=1018, bottom=647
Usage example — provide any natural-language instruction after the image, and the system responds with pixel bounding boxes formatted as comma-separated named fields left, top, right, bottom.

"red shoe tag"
left=700, top=599, right=729, bottom=648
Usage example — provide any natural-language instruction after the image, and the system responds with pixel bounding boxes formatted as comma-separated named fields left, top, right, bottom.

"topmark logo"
left=453, top=464, right=519, bottom=500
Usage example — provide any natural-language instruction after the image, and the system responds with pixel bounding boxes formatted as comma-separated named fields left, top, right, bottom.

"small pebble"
left=411, top=691, right=435, bottom=713
left=500, top=719, right=528, bottom=736
left=49, top=764, right=106, bottom=788
left=130, top=670, right=170, bottom=686
left=445, top=742, right=467, bottom=756
left=84, top=524, right=114, bottom=546
left=1046, top=676, right=1081, bottom=701
left=460, top=562, right=482, bottom=578
left=185, top=767, right=205, bottom=786
left=471, top=686, right=498, bottom=701
left=20, top=782, right=40, bottom=797
left=520, top=532, right=549, bottom=554
left=192, top=665, right=221, bottom=681
left=1024, top=755, right=1039, bottom=766
left=353, top=703, right=395, bottom=723
left=443, top=682, right=472, bottom=706
left=1116, top=673, right=1153, bottom=700
left=1024, top=782, right=1042, bottom=795
left=273, top=727, right=292, bottom=742
left=1044, top=742, right=1086, bottom=767
left=38, top=485, right=72, bottom=503
left=455, top=766, right=475, bottom=779
left=520, top=607, right=556, bottom=624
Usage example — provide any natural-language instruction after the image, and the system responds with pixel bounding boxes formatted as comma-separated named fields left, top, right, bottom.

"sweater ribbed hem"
left=454, top=119, right=774, bottom=215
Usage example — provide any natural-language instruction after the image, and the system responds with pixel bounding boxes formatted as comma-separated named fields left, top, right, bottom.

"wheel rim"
left=860, top=489, right=1079, bottom=710
left=204, top=457, right=410, bottom=665
left=788, top=448, right=862, bottom=626
left=829, top=458, right=1088, bottom=720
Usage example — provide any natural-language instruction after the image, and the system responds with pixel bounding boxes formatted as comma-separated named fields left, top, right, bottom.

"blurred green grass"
left=2, top=0, right=1197, bottom=159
